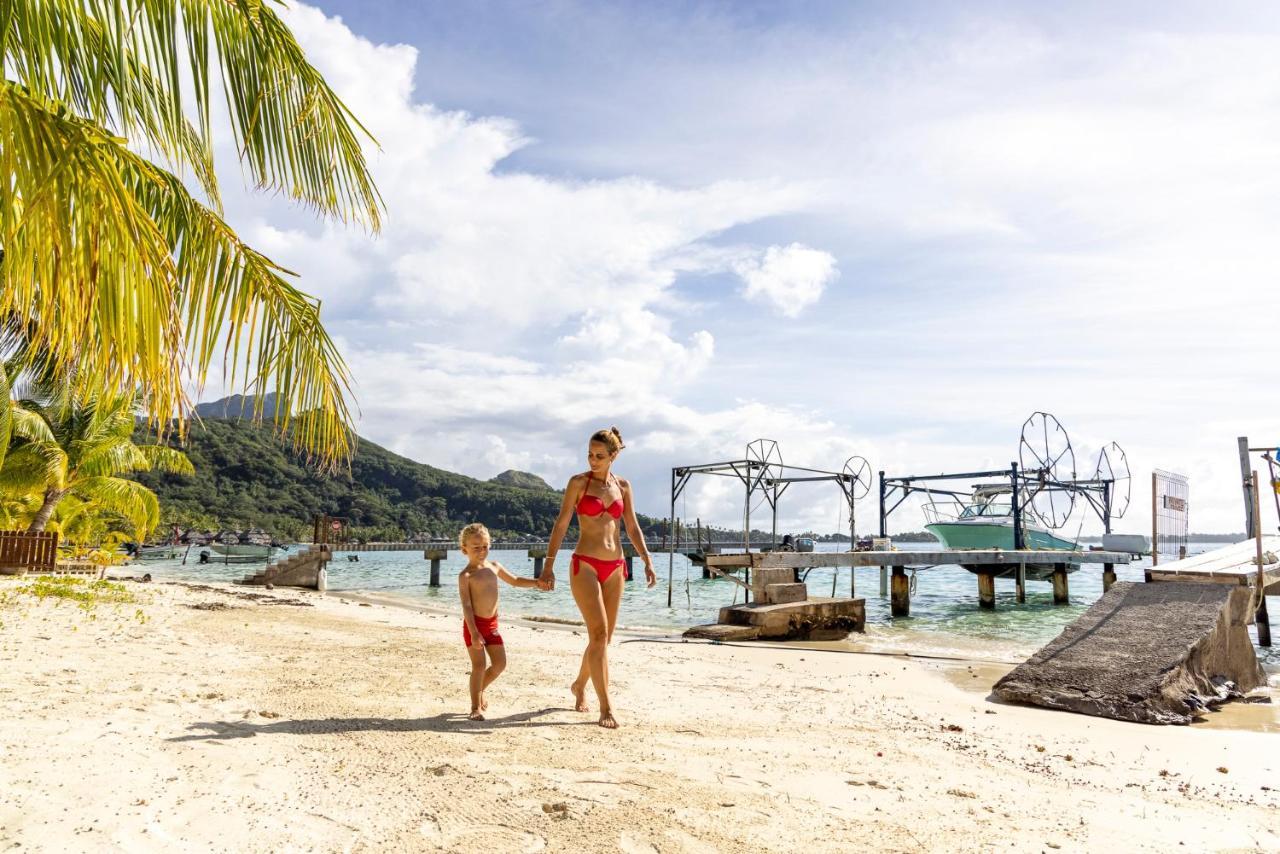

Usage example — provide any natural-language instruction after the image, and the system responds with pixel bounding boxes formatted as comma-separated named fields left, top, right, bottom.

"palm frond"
left=8, top=404, right=55, bottom=444
left=137, top=444, right=195, bottom=475
left=2, top=0, right=381, bottom=226
left=73, top=475, right=160, bottom=538
left=73, top=436, right=151, bottom=478
left=0, top=443, right=68, bottom=492
left=0, top=82, right=355, bottom=466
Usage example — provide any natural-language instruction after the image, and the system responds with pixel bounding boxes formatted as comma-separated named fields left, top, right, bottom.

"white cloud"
left=733, top=243, right=838, bottom=317
left=190, top=3, right=1280, bottom=534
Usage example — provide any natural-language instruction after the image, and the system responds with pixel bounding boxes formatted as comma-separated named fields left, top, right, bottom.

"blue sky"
left=209, top=1, right=1280, bottom=534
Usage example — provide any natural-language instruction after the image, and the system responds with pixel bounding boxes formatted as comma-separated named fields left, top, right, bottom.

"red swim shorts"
left=463, top=614, right=503, bottom=647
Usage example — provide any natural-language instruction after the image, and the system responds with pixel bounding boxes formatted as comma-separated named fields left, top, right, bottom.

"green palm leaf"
left=1, top=82, right=354, bottom=464
left=74, top=475, right=161, bottom=537
left=1, top=1, right=383, bottom=467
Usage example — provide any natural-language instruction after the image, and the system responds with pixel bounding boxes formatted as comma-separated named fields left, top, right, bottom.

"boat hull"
left=210, top=544, right=275, bottom=558
left=926, top=521, right=1078, bottom=579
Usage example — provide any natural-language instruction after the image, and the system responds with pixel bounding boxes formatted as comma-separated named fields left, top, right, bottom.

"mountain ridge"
left=134, top=397, right=656, bottom=541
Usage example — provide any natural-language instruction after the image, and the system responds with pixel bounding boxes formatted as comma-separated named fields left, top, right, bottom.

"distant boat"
left=1100, top=533, right=1150, bottom=557
left=136, top=544, right=184, bottom=561
left=923, top=485, right=1077, bottom=578
left=794, top=536, right=816, bottom=553
left=209, top=543, right=276, bottom=558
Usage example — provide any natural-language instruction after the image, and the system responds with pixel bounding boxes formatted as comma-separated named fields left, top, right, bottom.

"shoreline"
left=4, top=577, right=1278, bottom=851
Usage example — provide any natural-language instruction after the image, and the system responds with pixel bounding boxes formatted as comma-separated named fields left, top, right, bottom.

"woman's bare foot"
left=570, top=681, right=589, bottom=713
left=598, top=711, right=618, bottom=729
left=468, top=710, right=485, bottom=721
left=480, top=694, right=488, bottom=711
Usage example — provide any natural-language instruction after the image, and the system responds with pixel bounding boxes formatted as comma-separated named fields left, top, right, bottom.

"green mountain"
left=489, top=469, right=555, bottom=491
left=132, top=414, right=657, bottom=542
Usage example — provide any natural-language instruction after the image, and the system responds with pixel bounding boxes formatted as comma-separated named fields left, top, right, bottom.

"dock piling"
left=1052, top=562, right=1070, bottom=604
left=879, top=565, right=888, bottom=598
left=1015, top=563, right=1026, bottom=603
left=424, top=548, right=447, bottom=587
left=1102, top=562, right=1116, bottom=592
left=890, top=566, right=909, bottom=617
left=977, top=571, right=996, bottom=610
left=527, top=546, right=548, bottom=580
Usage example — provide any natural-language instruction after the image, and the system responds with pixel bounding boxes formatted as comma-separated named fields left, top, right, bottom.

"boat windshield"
left=959, top=500, right=1013, bottom=519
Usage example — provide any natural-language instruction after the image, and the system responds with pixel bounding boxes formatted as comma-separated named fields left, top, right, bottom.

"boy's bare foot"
left=598, top=711, right=618, bottom=729
left=570, top=681, right=589, bottom=712
left=468, top=710, right=485, bottom=721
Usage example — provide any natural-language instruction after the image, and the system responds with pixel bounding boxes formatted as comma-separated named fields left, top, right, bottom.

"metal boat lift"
left=666, top=440, right=872, bottom=606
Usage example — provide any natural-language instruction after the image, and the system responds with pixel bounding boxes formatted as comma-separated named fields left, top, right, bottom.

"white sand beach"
left=1, top=579, right=1277, bottom=853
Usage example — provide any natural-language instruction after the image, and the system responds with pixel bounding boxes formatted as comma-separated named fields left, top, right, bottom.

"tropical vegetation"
left=131, top=413, right=669, bottom=542
left=0, top=379, right=192, bottom=545
left=0, top=0, right=381, bottom=467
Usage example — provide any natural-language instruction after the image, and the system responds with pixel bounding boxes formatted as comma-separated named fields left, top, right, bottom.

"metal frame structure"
left=666, top=444, right=871, bottom=606
left=877, top=463, right=1118, bottom=548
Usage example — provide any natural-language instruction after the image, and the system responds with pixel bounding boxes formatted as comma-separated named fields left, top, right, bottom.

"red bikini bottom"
left=571, top=553, right=625, bottom=584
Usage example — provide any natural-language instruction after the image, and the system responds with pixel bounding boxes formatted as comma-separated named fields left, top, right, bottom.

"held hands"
left=537, top=566, right=555, bottom=591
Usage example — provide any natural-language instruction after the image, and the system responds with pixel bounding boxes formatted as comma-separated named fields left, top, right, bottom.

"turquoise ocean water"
left=146, top=540, right=1277, bottom=671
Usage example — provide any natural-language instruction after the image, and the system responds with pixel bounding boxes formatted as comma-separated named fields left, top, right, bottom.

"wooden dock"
left=1147, top=536, right=1278, bottom=647
left=323, top=542, right=642, bottom=586
left=1147, top=536, right=1280, bottom=592
left=703, top=549, right=1134, bottom=615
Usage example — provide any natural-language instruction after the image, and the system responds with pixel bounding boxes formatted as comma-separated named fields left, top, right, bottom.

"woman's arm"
left=620, top=479, right=657, bottom=587
left=497, top=564, right=539, bottom=589
left=458, top=572, right=483, bottom=647
left=541, top=475, right=583, bottom=590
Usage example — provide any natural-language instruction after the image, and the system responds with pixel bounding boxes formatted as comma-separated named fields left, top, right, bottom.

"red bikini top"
left=576, top=475, right=624, bottom=519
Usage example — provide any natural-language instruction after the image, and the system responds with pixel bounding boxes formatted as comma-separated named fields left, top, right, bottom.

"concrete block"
left=765, top=583, right=807, bottom=604
left=751, top=567, right=793, bottom=599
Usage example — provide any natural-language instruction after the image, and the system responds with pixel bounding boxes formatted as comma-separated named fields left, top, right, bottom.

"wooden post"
left=1051, top=562, right=1069, bottom=605
left=1015, top=563, right=1026, bottom=603
left=1239, top=437, right=1257, bottom=538
left=1254, top=472, right=1271, bottom=647
left=879, top=566, right=888, bottom=598
left=533, top=556, right=544, bottom=579
left=625, top=556, right=634, bottom=581
left=890, top=566, right=909, bottom=617
left=1102, top=562, right=1116, bottom=592
left=429, top=558, right=441, bottom=587
left=977, top=572, right=996, bottom=610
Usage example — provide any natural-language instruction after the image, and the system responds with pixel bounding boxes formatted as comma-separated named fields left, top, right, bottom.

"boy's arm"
left=457, top=572, right=484, bottom=646
left=496, top=563, right=538, bottom=589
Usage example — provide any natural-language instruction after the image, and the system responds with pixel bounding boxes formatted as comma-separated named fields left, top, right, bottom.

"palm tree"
left=0, top=387, right=193, bottom=539
left=0, top=1, right=383, bottom=468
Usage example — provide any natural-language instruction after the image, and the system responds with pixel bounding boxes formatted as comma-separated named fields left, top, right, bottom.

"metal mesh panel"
left=1153, top=469, right=1189, bottom=557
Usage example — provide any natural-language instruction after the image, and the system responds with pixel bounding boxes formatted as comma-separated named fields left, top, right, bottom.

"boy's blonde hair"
left=458, top=522, right=491, bottom=550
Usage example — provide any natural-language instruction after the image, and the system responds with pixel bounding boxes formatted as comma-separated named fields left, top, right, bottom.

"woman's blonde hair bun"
left=590, top=426, right=625, bottom=453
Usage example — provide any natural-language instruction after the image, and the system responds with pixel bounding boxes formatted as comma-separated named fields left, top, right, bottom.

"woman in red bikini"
left=540, top=426, right=656, bottom=728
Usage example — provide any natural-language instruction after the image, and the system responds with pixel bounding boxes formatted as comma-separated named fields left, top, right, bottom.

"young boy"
left=457, top=523, right=541, bottom=720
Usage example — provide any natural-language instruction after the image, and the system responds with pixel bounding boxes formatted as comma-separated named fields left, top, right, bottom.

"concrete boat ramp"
left=995, top=537, right=1277, bottom=724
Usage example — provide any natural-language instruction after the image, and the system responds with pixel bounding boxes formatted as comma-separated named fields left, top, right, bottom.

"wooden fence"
left=0, top=530, right=59, bottom=575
